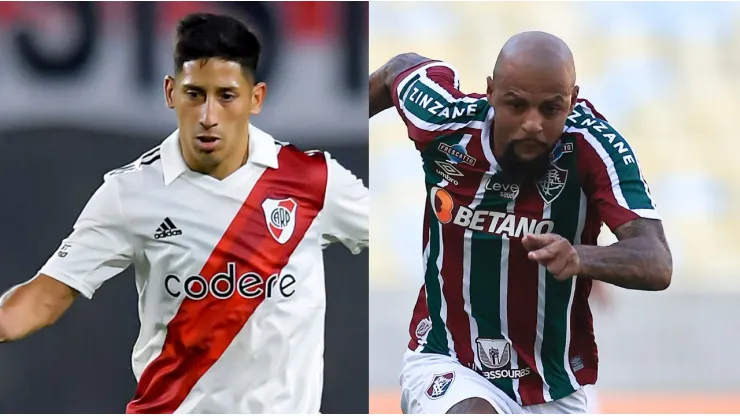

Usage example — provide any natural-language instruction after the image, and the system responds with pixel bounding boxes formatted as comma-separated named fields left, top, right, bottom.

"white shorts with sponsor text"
left=399, top=350, right=589, bottom=414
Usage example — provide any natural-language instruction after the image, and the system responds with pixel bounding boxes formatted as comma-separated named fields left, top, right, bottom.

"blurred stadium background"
left=0, top=2, right=368, bottom=413
left=370, top=1, right=740, bottom=413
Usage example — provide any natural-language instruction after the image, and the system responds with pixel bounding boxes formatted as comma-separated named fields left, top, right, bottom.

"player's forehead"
left=177, top=58, right=251, bottom=89
left=497, top=68, right=572, bottom=100
left=501, top=88, right=569, bottom=103
left=496, top=58, right=573, bottom=97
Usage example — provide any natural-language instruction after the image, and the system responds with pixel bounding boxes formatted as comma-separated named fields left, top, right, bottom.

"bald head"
left=486, top=32, right=580, bottom=181
left=493, top=31, right=576, bottom=87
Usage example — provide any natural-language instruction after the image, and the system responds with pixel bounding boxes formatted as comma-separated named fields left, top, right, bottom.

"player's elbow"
left=0, top=277, right=77, bottom=342
left=0, top=303, right=62, bottom=343
left=650, top=271, right=671, bottom=291
left=0, top=307, right=31, bottom=342
left=649, top=252, right=673, bottom=291
left=385, top=52, right=429, bottom=85
left=0, top=310, right=10, bottom=342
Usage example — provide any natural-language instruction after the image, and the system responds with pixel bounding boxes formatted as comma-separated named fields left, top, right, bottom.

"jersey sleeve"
left=37, top=177, right=134, bottom=299
left=572, top=102, right=661, bottom=231
left=390, top=60, right=488, bottom=145
left=319, top=154, right=369, bottom=254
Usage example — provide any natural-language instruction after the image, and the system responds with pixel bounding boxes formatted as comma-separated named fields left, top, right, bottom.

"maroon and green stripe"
left=507, top=181, right=546, bottom=404
left=420, top=202, right=451, bottom=356
left=540, top=146, right=583, bottom=400
left=469, top=191, right=514, bottom=400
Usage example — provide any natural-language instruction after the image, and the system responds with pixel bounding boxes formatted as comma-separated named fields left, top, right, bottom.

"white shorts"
left=399, top=350, right=590, bottom=414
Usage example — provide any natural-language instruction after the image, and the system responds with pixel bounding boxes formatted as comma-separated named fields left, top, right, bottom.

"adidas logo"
left=154, top=217, right=182, bottom=240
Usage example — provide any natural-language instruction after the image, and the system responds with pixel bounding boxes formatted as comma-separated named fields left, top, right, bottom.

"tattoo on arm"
left=575, top=218, right=672, bottom=291
left=369, top=53, right=431, bottom=117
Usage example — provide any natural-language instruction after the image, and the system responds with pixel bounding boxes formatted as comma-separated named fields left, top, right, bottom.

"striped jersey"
left=37, top=125, right=369, bottom=413
left=391, top=61, right=660, bottom=406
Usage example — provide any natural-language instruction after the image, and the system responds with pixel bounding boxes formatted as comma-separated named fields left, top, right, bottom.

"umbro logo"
left=433, top=160, right=464, bottom=186
left=434, top=160, right=463, bottom=177
left=154, top=217, right=182, bottom=239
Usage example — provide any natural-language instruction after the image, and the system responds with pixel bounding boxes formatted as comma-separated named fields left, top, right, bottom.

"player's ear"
left=486, top=76, right=495, bottom=105
left=164, top=76, right=176, bottom=109
left=250, top=82, right=267, bottom=115
left=569, top=85, right=580, bottom=112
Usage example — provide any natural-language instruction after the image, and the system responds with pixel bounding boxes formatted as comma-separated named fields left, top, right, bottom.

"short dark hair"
left=174, top=13, right=260, bottom=79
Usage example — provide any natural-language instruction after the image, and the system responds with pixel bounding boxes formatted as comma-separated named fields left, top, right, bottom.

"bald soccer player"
left=369, top=32, right=671, bottom=414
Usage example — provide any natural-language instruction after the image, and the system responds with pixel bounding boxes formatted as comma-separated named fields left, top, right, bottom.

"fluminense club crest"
left=537, top=164, right=569, bottom=205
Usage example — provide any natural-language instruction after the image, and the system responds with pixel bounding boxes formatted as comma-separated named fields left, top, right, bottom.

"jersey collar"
left=161, top=124, right=279, bottom=186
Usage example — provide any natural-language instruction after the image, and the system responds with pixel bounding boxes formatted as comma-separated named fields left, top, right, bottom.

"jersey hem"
left=404, top=347, right=589, bottom=407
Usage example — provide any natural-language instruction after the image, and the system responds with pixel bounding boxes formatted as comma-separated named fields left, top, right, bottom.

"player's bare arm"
left=369, top=52, right=430, bottom=117
left=575, top=218, right=671, bottom=290
left=523, top=218, right=672, bottom=291
left=0, top=274, right=78, bottom=343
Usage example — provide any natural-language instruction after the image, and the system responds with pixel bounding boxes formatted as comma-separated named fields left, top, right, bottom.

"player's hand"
left=521, top=233, right=581, bottom=281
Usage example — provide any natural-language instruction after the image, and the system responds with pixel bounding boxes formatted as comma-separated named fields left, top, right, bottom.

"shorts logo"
left=425, top=371, right=455, bottom=400
left=537, top=164, right=568, bottom=205
left=476, top=338, right=511, bottom=369
left=438, top=143, right=476, bottom=166
left=262, top=198, right=297, bottom=244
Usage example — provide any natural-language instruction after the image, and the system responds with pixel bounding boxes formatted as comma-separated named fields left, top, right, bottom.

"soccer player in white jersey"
left=0, top=13, right=368, bottom=413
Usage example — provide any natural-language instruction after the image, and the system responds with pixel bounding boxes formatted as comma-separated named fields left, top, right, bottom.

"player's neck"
left=210, top=141, right=249, bottom=181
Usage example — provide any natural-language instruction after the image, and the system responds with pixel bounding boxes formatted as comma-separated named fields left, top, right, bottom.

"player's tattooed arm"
left=575, top=218, right=672, bottom=291
left=0, top=275, right=78, bottom=343
left=524, top=218, right=671, bottom=291
left=369, top=52, right=431, bottom=117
